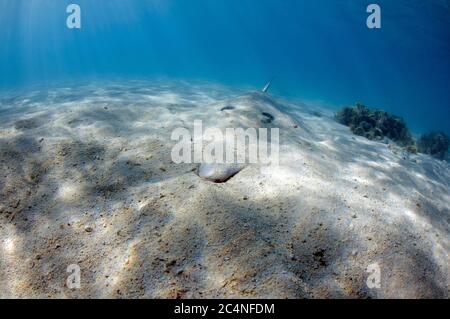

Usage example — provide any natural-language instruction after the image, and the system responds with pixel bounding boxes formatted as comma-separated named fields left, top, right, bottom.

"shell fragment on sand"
left=197, top=163, right=245, bottom=183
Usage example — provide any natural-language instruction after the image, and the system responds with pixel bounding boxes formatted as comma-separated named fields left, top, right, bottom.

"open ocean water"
left=0, top=0, right=449, bottom=135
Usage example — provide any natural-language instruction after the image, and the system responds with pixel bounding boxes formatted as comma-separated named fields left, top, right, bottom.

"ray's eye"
left=220, top=105, right=235, bottom=111
left=261, top=112, right=274, bottom=124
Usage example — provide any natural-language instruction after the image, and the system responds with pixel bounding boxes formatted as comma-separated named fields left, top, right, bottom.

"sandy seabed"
left=0, top=80, right=448, bottom=298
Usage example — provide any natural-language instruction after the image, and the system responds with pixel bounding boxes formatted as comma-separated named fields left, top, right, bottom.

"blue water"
left=0, top=0, right=449, bottom=135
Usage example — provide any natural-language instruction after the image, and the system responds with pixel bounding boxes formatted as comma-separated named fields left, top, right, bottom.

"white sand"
left=0, top=80, right=448, bottom=298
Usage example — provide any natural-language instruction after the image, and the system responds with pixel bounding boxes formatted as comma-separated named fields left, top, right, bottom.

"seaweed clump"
left=336, top=103, right=414, bottom=147
left=417, top=131, right=450, bottom=160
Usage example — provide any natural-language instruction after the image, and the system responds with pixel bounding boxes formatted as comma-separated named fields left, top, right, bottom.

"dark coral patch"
left=336, top=103, right=414, bottom=148
left=418, top=131, right=449, bottom=160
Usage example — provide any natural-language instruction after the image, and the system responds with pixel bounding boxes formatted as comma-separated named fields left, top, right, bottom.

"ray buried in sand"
left=171, top=120, right=280, bottom=165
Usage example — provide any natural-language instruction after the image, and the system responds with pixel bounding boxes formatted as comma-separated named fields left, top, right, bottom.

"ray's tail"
left=262, top=78, right=273, bottom=93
